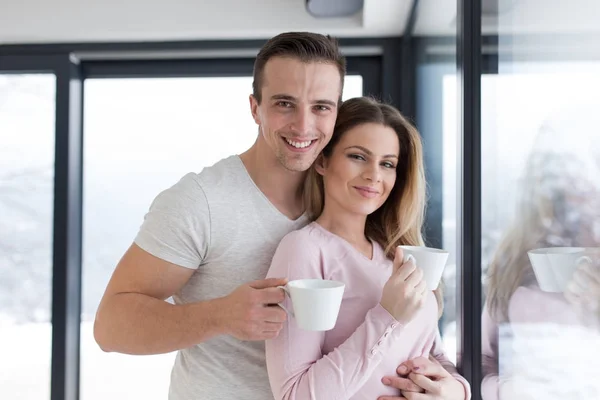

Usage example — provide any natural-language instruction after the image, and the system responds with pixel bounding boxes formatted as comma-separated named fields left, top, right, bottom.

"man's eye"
left=277, top=101, right=292, bottom=108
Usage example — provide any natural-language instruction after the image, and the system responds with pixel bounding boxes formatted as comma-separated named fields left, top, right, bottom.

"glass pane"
left=440, top=72, right=458, bottom=363
left=416, top=0, right=460, bottom=365
left=0, top=74, right=56, bottom=400
left=81, top=75, right=363, bottom=400
left=480, top=2, right=600, bottom=399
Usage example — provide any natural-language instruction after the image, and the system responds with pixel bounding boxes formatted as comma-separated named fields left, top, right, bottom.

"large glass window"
left=440, top=63, right=600, bottom=398
left=80, top=75, right=363, bottom=399
left=0, top=74, right=56, bottom=400
left=477, top=62, right=600, bottom=400
left=475, top=2, right=600, bottom=397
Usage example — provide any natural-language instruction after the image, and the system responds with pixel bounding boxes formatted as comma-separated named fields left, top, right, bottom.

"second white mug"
left=398, top=245, right=449, bottom=290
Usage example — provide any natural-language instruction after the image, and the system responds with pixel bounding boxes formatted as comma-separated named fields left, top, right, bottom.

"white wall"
left=0, top=0, right=411, bottom=44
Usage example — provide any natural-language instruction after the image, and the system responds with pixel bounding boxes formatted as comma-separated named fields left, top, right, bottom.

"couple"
left=93, top=31, right=469, bottom=400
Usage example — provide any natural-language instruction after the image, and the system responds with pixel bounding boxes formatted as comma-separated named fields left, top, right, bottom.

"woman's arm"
left=265, top=232, right=404, bottom=400
left=430, top=329, right=472, bottom=399
left=382, top=329, right=472, bottom=400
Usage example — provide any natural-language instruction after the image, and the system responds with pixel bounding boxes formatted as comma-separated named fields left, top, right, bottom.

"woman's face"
left=317, top=122, right=400, bottom=217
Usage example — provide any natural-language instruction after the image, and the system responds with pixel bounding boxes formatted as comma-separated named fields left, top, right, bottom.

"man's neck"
left=239, top=140, right=306, bottom=220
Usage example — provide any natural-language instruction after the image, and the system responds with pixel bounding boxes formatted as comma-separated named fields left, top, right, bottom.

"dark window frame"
left=0, top=54, right=84, bottom=400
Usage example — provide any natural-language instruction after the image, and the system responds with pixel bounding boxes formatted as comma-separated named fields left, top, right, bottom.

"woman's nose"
left=362, top=164, right=382, bottom=182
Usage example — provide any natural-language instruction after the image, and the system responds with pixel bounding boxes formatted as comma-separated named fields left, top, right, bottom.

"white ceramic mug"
left=398, top=245, right=449, bottom=290
left=277, top=279, right=345, bottom=331
left=528, top=247, right=592, bottom=293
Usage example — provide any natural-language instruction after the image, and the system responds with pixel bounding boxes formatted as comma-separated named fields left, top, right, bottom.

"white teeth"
left=285, top=138, right=313, bottom=149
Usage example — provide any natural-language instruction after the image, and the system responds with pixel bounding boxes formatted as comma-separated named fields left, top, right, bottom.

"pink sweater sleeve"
left=265, top=232, right=403, bottom=400
left=481, top=304, right=499, bottom=400
left=430, top=329, right=472, bottom=399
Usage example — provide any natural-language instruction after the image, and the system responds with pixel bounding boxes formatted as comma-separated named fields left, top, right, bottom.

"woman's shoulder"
left=277, top=222, right=324, bottom=252
left=278, top=222, right=353, bottom=258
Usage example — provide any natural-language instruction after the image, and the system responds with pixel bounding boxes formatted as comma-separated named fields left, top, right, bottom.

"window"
left=0, top=74, right=56, bottom=400
left=477, top=63, right=600, bottom=400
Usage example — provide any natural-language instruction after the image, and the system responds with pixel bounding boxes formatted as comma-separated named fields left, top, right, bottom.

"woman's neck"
left=316, top=205, right=371, bottom=255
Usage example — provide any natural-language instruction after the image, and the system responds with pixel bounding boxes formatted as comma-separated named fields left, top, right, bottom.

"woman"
left=265, top=97, right=470, bottom=400
left=481, top=107, right=600, bottom=400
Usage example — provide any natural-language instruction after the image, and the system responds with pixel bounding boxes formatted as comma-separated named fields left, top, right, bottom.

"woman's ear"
left=314, top=154, right=327, bottom=176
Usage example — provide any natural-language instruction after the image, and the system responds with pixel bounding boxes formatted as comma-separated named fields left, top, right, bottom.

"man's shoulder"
left=171, top=155, right=244, bottom=195
left=194, top=155, right=248, bottom=192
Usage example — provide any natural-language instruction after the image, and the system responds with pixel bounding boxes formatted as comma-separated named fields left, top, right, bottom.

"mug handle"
left=403, top=254, right=417, bottom=265
left=276, top=285, right=294, bottom=318
left=576, top=255, right=593, bottom=267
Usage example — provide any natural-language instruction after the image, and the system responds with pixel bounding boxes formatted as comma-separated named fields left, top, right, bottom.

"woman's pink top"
left=266, top=222, right=471, bottom=400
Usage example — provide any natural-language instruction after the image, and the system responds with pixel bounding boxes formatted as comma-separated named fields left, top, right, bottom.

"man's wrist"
left=188, top=297, right=229, bottom=339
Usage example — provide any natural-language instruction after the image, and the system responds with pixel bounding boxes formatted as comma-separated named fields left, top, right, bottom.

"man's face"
left=250, top=56, right=342, bottom=172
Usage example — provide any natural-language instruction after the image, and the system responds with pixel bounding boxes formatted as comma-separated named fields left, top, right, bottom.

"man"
left=94, top=32, right=345, bottom=400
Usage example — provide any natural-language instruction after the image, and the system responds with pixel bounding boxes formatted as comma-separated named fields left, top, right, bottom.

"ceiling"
left=0, top=0, right=598, bottom=45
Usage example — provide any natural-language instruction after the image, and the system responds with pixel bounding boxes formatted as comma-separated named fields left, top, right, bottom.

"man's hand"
left=378, top=374, right=424, bottom=400
left=379, top=356, right=466, bottom=400
left=218, top=278, right=289, bottom=341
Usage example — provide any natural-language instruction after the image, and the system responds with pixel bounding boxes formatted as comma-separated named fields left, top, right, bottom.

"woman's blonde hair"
left=485, top=109, right=600, bottom=323
left=304, top=96, right=444, bottom=316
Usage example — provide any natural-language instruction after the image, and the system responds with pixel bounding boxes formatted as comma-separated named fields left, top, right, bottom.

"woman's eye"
left=349, top=154, right=366, bottom=161
left=382, top=162, right=396, bottom=169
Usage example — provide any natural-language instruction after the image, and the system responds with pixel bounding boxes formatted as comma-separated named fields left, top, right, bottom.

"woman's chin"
left=344, top=204, right=380, bottom=217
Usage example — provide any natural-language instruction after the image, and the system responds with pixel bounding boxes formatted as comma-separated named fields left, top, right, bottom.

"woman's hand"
left=565, top=255, right=600, bottom=328
left=380, top=247, right=427, bottom=325
left=378, top=356, right=466, bottom=400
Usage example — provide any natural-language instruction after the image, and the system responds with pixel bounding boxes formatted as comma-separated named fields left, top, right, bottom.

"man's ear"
left=314, top=153, right=327, bottom=176
left=249, top=94, right=260, bottom=125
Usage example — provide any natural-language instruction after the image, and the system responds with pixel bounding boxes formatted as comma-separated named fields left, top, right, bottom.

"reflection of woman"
left=481, top=110, right=600, bottom=400
left=265, top=97, right=470, bottom=400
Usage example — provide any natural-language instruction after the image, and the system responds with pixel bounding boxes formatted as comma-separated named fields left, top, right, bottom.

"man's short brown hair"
left=252, top=32, right=346, bottom=104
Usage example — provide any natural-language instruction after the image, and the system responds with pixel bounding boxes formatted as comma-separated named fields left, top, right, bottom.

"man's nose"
left=290, top=108, right=314, bottom=135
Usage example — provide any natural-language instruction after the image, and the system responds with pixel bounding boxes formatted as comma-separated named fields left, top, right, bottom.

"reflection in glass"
left=480, top=73, right=600, bottom=399
left=0, top=74, right=56, bottom=400
left=81, top=75, right=363, bottom=399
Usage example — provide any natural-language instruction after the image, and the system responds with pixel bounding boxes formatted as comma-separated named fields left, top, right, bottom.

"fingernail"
left=382, top=377, right=391, bottom=385
left=413, top=366, right=420, bottom=371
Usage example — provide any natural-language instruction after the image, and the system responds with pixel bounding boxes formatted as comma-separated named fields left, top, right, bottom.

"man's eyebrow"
left=345, top=145, right=398, bottom=158
left=314, top=99, right=337, bottom=107
left=270, top=94, right=337, bottom=107
left=271, top=94, right=296, bottom=101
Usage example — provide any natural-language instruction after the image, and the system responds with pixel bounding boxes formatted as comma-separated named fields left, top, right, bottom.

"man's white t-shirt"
left=134, top=155, right=308, bottom=400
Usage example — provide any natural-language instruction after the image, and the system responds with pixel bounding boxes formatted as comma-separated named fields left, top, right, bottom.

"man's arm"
left=94, top=243, right=287, bottom=355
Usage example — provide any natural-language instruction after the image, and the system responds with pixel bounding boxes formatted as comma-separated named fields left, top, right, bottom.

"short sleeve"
left=134, top=173, right=210, bottom=269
